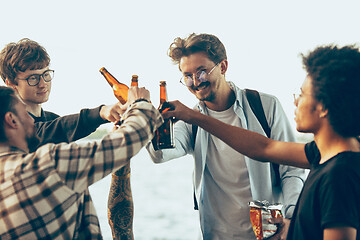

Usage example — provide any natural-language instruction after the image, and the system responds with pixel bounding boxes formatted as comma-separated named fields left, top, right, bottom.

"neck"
left=25, top=102, right=42, bottom=117
left=3, top=134, right=29, bottom=153
left=204, top=82, right=235, bottom=111
left=314, top=126, right=360, bottom=164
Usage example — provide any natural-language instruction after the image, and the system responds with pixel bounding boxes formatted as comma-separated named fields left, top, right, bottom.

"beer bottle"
left=152, top=81, right=175, bottom=150
left=131, top=75, right=138, bottom=87
left=99, top=67, right=129, bottom=104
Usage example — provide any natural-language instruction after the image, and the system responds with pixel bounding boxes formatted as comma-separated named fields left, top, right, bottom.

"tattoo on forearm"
left=108, top=162, right=134, bottom=240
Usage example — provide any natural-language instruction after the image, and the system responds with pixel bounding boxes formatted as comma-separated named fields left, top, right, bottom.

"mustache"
left=192, top=81, right=209, bottom=91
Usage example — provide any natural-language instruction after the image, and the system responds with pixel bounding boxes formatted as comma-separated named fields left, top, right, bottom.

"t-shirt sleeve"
left=319, top=159, right=360, bottom=230
left=304, top=141, right=321, bottom=167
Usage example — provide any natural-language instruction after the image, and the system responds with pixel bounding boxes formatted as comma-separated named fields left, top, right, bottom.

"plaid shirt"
left=0, top=102, right=163, bottom=240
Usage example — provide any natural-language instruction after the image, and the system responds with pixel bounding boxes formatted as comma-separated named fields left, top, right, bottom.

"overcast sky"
left=2, top=0, right=360, bottom=131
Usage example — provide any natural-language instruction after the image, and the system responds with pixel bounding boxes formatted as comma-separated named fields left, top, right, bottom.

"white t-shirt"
left=202, top=105, right=255, bottom=240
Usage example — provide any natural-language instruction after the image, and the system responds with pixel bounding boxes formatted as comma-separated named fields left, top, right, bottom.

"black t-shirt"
left=29, top=109, right=60, bottom=122
left=287, top=141, right=360, bottom=240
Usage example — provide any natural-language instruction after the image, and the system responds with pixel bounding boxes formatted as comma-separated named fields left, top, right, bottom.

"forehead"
left=179, top=52, right=213, bottom=71
left=301, top=76, right=313, bottom=91
left=16, top=66, right=49, bottom=78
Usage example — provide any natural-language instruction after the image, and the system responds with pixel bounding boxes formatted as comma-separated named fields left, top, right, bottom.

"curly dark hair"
left=168, top=33, right=227, bottom=68
left=301, top=44, right=360, bottom=137
left=0, top=86, right=18, bottom=142
left=0, top=38, right=50, bottom=85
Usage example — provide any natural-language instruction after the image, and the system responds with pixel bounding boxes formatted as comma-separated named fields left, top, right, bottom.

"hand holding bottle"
left=121, top=86, right=151, bottom=110
left=151, top=81, right=175, bottom=150
left=99, top=103, right=125, bottom=123
left=161, top=100, right=200, bottom=124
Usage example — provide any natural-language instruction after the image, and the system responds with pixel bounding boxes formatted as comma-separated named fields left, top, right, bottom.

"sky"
left=1, top=0, right=360, bottom=132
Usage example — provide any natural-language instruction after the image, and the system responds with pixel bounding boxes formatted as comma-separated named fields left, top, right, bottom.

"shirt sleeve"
left=45, top=101, right=163, bottom=193
left=304, top=141, right=320, bottom=167
left=34, top=106, right=108, bottom=149
left=146, top=119, right=193, bottom=163
left=319, top=157, right=360, bottom=230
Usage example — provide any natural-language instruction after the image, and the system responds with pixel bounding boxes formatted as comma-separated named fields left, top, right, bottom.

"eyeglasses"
left=293, top=92, right=313, bottom=102
left=17, top=70, right=55, bottom=86
left=293, top=93, right=301, bottom=102
left=180, top=62, right=220, bottom=87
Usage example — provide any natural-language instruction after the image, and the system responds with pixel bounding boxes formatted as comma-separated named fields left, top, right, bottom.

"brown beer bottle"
left=131, top=75, right=138, bottom=87
left=152, top=81, right=175, bottom=150
left=99, top=67, right=129, bottom=104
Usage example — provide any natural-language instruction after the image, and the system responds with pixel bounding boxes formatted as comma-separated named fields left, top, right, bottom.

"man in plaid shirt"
left=0, top=86, right=163, bottom=239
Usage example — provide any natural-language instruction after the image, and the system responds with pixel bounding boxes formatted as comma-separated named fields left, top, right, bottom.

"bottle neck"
left=159, top=85, right=167, bottom=105
left=100, top=69, right=121, bottom=87
left=131, top=80, right=138, bottom=87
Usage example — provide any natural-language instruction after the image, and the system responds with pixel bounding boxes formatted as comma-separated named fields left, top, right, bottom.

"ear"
left=220, top=59, right=228, bottom=74
left=5, top=79, right=18, bottom=91
left=317, top=104, right=328, bottom=118
left=4, top=112, right=18, bottom=129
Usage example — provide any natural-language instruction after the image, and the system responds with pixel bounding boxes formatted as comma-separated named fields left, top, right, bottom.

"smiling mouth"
left=194, top=82, right=209, bottom=91
left=37, top=90, right=48, bottom=95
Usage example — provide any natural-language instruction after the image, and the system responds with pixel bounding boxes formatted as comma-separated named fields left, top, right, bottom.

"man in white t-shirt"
left=146, top=33, right=307, bottom=240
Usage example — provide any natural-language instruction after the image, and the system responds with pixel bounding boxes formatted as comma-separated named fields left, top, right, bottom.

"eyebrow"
left=182, top=66, right=206, bottom=75
left=22, top=69, right=50, bottom=78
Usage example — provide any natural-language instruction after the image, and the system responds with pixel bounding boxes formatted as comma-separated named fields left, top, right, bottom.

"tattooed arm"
left=107, top=162, right=134, bottom=240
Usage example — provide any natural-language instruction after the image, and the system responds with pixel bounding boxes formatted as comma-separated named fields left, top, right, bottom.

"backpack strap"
left=191, top=124, right=198, bottom=150
left=245, top=89, right=280, bottom=186
left=192, top=124, right=199, bottom=210
left=245, top=89, right=271, bottom=138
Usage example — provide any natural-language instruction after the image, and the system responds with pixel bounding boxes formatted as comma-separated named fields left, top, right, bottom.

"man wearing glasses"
left=146, top=33, right=307, bottom=239
left=0, top=38, right=133, bottom=238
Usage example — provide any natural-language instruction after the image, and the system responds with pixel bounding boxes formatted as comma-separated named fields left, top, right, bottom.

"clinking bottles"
left=99, top=67, right=129, bottom=104
left=152, top=81, right=175, bottom=150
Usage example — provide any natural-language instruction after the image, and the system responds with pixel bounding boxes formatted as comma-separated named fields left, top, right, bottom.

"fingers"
left=99, top=103, right=125, bottom=123
left=267, top=218, right=290, bottom=240
left=269, top=217, right=283, bottom=225
left=109, top=103, right=123, bottom=122
left=127, top=86, right=150, bottom=104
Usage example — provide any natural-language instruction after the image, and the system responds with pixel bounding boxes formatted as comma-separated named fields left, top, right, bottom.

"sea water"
left=89, top=148, right=199, bottom=240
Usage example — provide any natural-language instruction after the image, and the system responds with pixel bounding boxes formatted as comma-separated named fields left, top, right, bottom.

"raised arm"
left=33, top=103, right=126, bottom=150
left=34, top=106, right=108, bottom=146
left=50, top=88, right=163, bottom=192
left=163, top=100, right=310, bottom=169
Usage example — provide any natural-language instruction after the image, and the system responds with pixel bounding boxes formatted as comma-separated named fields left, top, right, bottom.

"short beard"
left=197, top=91, right=216, bottom=102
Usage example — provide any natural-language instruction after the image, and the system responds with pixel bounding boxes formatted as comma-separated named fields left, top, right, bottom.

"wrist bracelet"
left=133, top=98, right=149, bottom=104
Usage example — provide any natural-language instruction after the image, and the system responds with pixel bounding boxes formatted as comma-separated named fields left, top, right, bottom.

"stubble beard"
left=27, top=128, right=41, bottom=153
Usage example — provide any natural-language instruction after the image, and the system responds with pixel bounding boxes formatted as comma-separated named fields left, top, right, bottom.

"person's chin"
left=36, top=93, right=50, bottom=102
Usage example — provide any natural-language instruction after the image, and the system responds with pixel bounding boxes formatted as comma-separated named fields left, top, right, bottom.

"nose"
left=294, top=97, right=299, bottom=106
left=192, top=75, right=202, bottom=87
left=293, top=94, right=299, bottom=106
left=37, top=75, right=47, bottom=87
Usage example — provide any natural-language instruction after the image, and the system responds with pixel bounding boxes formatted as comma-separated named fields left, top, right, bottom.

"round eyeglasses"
left=17, top=70, right=55, bottom=86
left=180, top=62, right=219, bottom=87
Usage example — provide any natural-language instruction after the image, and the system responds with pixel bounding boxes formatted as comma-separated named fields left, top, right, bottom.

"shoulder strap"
left=245, top=89, right=280, bottom=186
left=191, top=124, right=198, bottom=150
left=245, top=89, right=271, bottom=138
